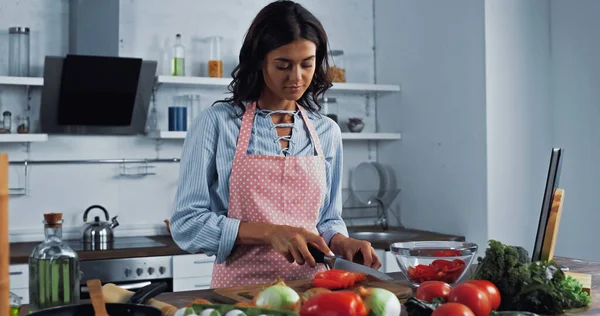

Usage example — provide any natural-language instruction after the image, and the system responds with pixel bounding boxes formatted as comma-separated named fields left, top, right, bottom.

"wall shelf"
left=148, top=131, right=401, bottom=141
left=0, top=76, right=44, bottom=86
left=155, top=76, right=400, bottom=93
left=0, top=134, right=48, bottom=142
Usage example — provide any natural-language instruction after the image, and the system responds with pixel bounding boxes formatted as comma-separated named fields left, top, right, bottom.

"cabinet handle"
left=193, top=260, right=212, bottom=264
left=9, top=271, right=23, bottom=276
left=194, top=284, right=208, bottom=288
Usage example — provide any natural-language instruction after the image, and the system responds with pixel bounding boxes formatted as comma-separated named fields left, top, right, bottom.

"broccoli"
left=471, top=240, right=590, bottom=314
left=510, top=245, right=531, bottom=264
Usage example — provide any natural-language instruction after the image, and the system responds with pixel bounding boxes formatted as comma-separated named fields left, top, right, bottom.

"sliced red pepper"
left=314, top=270, right=355, bottom=289
left=311, top=278, right=345, bottom=290
left=433, top=249, right=462, bottom=257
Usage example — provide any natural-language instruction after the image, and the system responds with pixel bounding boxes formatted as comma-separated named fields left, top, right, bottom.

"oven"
left=78, top=256, right=173, bottom=299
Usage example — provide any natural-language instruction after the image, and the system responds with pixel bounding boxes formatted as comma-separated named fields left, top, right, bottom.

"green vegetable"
left=404, top=297, right=443, bottom=316
left=471, top=240, right=591, bottom=314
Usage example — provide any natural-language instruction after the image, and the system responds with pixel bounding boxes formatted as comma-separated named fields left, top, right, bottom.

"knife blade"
left=308, top=245, right=394, bottom=281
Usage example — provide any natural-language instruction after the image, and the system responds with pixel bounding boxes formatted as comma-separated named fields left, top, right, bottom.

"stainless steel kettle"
left=81, top=205, right=119, bottom=245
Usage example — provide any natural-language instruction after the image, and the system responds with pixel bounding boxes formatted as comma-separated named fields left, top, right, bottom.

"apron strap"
left=298, top=106, right=325, bottom=157
left=233, top=101, right=257, bottom=159
left=234, top=101, right=325, bottom=158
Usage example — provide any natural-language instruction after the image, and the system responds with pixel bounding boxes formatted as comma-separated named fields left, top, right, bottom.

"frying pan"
left=28, top=281, right=166, bottom=316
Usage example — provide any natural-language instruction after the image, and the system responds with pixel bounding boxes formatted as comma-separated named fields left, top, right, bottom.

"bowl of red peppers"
left=390, top=241, right=478, bottom=287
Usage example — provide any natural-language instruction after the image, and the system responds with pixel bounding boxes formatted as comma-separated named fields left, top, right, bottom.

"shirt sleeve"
left=170, top=110, right=241, bottom=264
left=317, top=123, right=349, bottom=246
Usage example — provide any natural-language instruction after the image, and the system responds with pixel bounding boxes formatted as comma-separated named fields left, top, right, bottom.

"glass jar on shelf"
left=208, top=36, right=224, bottom=78
left=9, top=27, right=30, bottom=77
left=17, top=116, right=30, bottom=134
left=328, top=50, right=346, bottom=83
left=0, top=111, right=12, bottom=133
left=28, top=213, right=81, bottom=313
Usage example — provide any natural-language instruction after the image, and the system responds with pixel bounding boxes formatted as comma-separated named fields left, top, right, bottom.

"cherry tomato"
left=465, top=280, right=501, bottom=310
left=432, top=303, right=475, bottom=316
left=300, top=291, right=367, bottom=316
left=448, top=283, right=492, bottom=316
left=415, top=281, right=452, bottom=302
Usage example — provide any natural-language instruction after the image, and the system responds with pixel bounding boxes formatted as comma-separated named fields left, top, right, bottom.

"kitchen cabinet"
left=172, top=253, right=215, bottom=291
left=384, top=251, right=401, bottom=273
left=9, top=264, right=29, bottom=304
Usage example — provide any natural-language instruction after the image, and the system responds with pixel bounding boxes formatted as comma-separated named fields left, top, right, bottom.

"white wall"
left=484, top=0, right=553, bottom=254
left=375, top=0, right=489, bottom=251
left=0, top=0, right=380, bottom=241
left=550, top=0, right=600, bottom=261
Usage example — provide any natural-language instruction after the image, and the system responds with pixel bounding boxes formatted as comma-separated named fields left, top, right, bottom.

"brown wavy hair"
left=215, top=0, right=332, bottom=116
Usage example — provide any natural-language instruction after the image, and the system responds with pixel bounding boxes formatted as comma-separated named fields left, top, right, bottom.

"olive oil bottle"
left=28, top=213, right=81, bottom=313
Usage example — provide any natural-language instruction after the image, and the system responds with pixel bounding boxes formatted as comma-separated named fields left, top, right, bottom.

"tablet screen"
left=531, top=148, right=563, bottom=262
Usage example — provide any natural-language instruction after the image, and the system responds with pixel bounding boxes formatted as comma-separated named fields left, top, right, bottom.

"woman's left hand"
left=330, top=234, right=382, bottom=269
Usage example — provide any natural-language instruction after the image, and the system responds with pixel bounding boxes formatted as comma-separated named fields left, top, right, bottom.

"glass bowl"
left=390, top=241, right=478, bottom=287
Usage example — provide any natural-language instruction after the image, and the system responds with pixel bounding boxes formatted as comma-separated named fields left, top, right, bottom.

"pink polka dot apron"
left=210, top=101, right=328, bottom=288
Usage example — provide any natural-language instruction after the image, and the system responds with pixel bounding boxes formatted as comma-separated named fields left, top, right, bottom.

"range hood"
left=40, top=0, right=157, bottom=135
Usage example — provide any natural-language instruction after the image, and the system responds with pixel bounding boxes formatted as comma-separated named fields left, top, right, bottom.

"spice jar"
left=328, top=50, right=346, bottom=83
left=17, top=116, right=30, bottom=134
left=208, top=36, right=223, bottom=78
left=9, top=27, right=30, bottom=77
left=0, top=111, right=12, bottom=133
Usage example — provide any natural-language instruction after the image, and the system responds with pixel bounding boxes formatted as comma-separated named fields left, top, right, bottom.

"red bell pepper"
left=312, top=270, right=367, bottom=290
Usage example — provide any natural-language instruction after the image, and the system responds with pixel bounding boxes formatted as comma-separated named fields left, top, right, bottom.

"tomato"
left=415, top=281, right=452, bottom=302
left=299, top=291, right=367, bottom=316
left=448, top=283, right=492, bottom=316
left=465, top=280, right=501, bottom=310
left=431, top=303, right=475, bottom=316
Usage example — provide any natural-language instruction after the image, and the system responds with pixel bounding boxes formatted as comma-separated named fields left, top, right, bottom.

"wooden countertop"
left=9, top=226, right=463, bottom=264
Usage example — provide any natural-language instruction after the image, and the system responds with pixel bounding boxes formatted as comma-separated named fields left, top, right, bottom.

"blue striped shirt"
left=170, top=101, right=349, bottom=264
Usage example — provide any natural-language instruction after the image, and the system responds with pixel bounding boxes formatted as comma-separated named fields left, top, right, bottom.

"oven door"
left=80, top=278, right=174, bottom=300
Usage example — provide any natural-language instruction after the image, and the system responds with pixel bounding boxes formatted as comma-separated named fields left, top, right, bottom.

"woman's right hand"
left=267, top=225, right=333, bottom=267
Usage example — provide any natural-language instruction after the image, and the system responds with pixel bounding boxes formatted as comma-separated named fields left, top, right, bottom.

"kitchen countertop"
left=18, top=257, right=598, bottom=315
left=150, top=257, right=600, bottom=315
left=9, top=226, right=464, bottom=264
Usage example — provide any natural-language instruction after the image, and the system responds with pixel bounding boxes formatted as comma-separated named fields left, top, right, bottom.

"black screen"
left=532, top=148, right=563, bottom=262
left=57, top=55, right=142, bottom=126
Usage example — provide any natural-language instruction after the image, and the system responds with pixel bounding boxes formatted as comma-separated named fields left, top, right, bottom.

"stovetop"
left=63, top=236, right=167, bottom=251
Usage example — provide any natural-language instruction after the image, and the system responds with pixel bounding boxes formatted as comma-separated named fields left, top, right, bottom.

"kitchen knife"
left=308, top=245, right=394, bottom=281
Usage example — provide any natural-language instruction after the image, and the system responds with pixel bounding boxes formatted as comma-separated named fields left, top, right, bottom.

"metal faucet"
left=371, top=197, right=388, bottom=230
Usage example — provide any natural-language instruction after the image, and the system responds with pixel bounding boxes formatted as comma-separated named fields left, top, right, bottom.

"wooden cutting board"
left=213, top=276, right=414, bottom=303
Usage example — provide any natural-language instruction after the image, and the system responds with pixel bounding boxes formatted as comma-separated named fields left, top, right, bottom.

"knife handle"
left=307, top=244, right=326, bottom=264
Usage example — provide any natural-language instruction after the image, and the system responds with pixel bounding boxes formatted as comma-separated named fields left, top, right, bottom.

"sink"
left=348, top=231, right=418, bottom=242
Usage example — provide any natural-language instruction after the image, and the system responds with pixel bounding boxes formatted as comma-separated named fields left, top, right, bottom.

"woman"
left=170, top=0, right=381, bottom=288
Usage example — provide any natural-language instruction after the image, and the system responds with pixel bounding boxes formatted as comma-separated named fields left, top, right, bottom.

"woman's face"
left=262, top=39, right=317, bottom=101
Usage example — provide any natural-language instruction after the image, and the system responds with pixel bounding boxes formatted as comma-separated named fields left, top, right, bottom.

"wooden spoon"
left=87, top=279, right=109, bottom=316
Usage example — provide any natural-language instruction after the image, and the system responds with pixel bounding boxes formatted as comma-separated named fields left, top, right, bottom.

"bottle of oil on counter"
left=28, top=213, right=81, bottom=313
left=172, top=33, right=185, bottom=76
